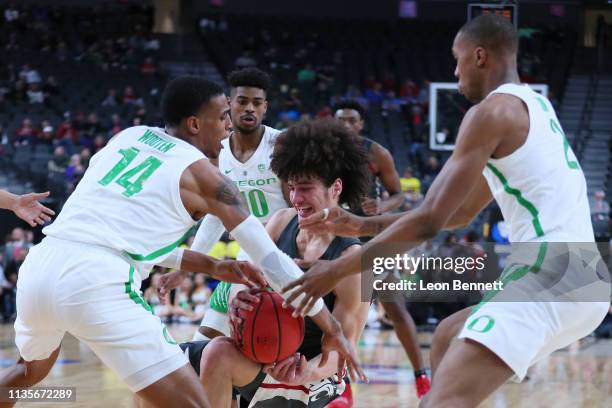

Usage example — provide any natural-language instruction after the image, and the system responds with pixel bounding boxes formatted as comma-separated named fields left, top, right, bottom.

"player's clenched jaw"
left=289, top=176, right=342, bottom=220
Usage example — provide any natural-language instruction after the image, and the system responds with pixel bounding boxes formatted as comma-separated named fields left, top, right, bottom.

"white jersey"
left=218, top=125, right=286, bottom=224
left=482, top=83, right=593, bottom=242
left=43, top=126, right=204, bottom=277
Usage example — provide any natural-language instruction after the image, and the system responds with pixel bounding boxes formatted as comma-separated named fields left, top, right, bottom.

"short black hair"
left=459, top=14, right=518, bottom=55
left=161, top=76, right=224, bottom=126
left=227, top=67, right=271, bottom=94
left=271, top=118, right=371, bottom=209
left=332, top=100, right=366, bottom=120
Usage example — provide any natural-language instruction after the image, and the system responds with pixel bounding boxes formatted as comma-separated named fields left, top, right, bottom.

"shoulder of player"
left=181, top=158, right=220, bottom=192
left=265, top=208, right=296, bottom=241
left=332, top=244, right=364, bottom=297
left=474, top=93, right=527, bottom=131
left=369, top=140, right=393, bottom=161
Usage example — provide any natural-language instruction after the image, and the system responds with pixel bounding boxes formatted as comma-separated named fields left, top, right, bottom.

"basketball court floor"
left=0, top=324, right=610, bottom=407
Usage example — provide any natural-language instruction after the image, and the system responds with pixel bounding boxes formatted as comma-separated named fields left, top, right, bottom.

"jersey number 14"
left=99, top=147, right=162, bottom=197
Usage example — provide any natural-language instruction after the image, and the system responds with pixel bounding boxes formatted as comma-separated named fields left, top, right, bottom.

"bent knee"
left=201, top=337, right=240, bottom=366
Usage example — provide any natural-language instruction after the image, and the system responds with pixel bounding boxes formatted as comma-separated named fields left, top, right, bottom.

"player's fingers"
left=337, top=356, right=346, bottom=380
left=236, top=290, right=260, bottom=304
left=293, top=293, right=311, bottom=318
left=240, top=262, right=267, bottom=288
left=41, top=206, right=55, bottom=216
left=230, top=263, right=249, bottom=284
left=319, top=349, right=329, bottom=368
left=300, top=296, right=317, bottom=317
left=30, top=191, right=50, bottom=200
left=281, top=276, right=304, bottom=294
left=26, top=219, right=36, bottom=227
left=233, top=298, right=255, bottom=312
left=40, top=213, right=52, bottom=222
left=298, top=210, right=326, bottom=227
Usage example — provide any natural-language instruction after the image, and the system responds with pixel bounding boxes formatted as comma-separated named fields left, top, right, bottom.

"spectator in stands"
left=8, top=79, right=27, bottom=102
left=5, top=32, right=19, bottom=51
left=80, top=147, right=92, bottom=168
left=37, top=125, right=54, bottom=146
left=65, top=154, right=85, bottom=193
left=82, top=113, right=105, bottom=140
left=365, top=82, right=384, bottom=105
left=56, top=115, right=78, bottom=144
left=101, top=88, right=119, bottom=106
left=297, top=63, right=316, bottom=82
left=140, top=57, right=157, bottom=75
left=56, top=41, right=69, bottom=61
left=93, top=134, right=107, bottom=154
left=400, top=79, right=419, bottom=101
left=4, top=3, right=19, bottom=24
left=144, top=35, right=160, bottom=51
left=43, top=75, right=59, bottom=97
left=382, top=91, right=404, bottom=111
left=122, top=86, right=144, bottom=107
left=14, top=118, right=38, bottom=146
left=591, top=190, right=610, bottom=217
left=27, top=83, right=44, bottom=104
left=400, top=167, right=421, bottom=194
left=48, top=146, right=69, bottom=175
left=422, top=155, right=441, bottom=193
left=234, top=51, right=257, bottom=69
left=20, top=64, right=41, bottom=85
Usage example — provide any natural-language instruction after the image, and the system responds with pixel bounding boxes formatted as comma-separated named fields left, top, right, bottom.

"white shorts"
left=199, top=308, right=231, bottom=337
left=15, top=237, right=188, bottom=391
left=459, top=276, right=610, bottom=381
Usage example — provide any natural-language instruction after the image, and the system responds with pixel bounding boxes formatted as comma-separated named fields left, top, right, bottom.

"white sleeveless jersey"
left=482, top=84, right=593, bottom=242
left=218, top=125, right=286, bottom=224
left=43, top=126, right=204, bottom=277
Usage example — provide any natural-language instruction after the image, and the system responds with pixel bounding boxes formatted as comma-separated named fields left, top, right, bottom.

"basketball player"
left=0, top=190, right=55, bottom=227
left=0, top=77, right=362, bottom=408
left=183, top=119, right=370, bottom=408
left=334, top=101, right=431, bottom=397
left=283, top=15, right=611, bottom=407
left=175, top=67, right=289, bottom=341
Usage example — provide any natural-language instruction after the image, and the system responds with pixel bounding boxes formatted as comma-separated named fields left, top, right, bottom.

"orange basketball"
left=231, top=290, right=305, bottom=364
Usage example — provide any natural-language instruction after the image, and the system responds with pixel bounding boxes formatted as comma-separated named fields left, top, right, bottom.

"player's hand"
left=282, top=260, right=342, bottom=317
left=298, top=207, right=364, bottom=237
left=229, top=288, right=261, bottom=325
left=12, top=191, right=55, bottom=227
left=157, top=270, right=186, bottom=302
left=211, top=260, right=267, bottom=288
left=263, top=353, right=311, bottom=386
left=361, top=197, right=381, bottom=216
left=320, top=330, right=367, bottom=383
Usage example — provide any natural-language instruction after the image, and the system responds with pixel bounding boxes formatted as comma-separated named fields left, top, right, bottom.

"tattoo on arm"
left=215, top=176, right=245, bottom=207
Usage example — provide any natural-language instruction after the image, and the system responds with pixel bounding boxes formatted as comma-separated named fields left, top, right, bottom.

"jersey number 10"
left=99, top=147, right=163, bottom=197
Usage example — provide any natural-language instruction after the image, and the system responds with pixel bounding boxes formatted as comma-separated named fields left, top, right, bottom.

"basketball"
left=231, top=290, right=305, bottom=364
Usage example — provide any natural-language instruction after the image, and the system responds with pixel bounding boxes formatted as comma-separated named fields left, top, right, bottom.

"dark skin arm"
left=299, top=174, right=492, bottom=237
left=284, top=94, right=528, bottom=314
left=361, top=144, right=405, bottom=215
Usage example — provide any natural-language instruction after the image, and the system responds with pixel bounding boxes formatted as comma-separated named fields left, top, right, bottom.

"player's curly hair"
left=227, top=67, right=271, bottom=94
left=271, top=118, right=371, bottom=209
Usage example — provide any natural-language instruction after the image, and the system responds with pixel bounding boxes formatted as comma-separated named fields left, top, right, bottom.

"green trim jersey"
left=43, top=126, right=204, bottom=278
left=218, top=126, right=285, bottom=224
left=482, top=84, right=594, bottom=243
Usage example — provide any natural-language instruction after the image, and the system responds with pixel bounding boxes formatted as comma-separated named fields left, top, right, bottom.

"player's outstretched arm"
left=0, top=190, right=55, bottom=227
left=283, top=100, right=515, bottom=315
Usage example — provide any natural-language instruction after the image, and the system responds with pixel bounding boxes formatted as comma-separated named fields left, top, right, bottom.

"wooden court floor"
left=0, top=324, right=610, bottom=407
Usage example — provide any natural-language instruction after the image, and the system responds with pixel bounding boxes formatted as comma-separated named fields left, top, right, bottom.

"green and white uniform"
left=194, top=126, right=287, bottom=338
left=458, top=84, right=610, bottom=380
left=15, top=126, right=202, bottom=391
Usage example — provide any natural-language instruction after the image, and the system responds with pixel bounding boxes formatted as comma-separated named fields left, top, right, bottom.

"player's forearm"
left=310, top=307, right=343, bottom=337
left=379, top=192, right=405, bottom=213
left=0, top=190, right=17, bottom=211
left=333, top=209, right=438, bottom=278
left=359, top=212, right=404, bottom=236
left=191, top=214, right=226, bottom=254
left=179, top=249, right=218, bottom=274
